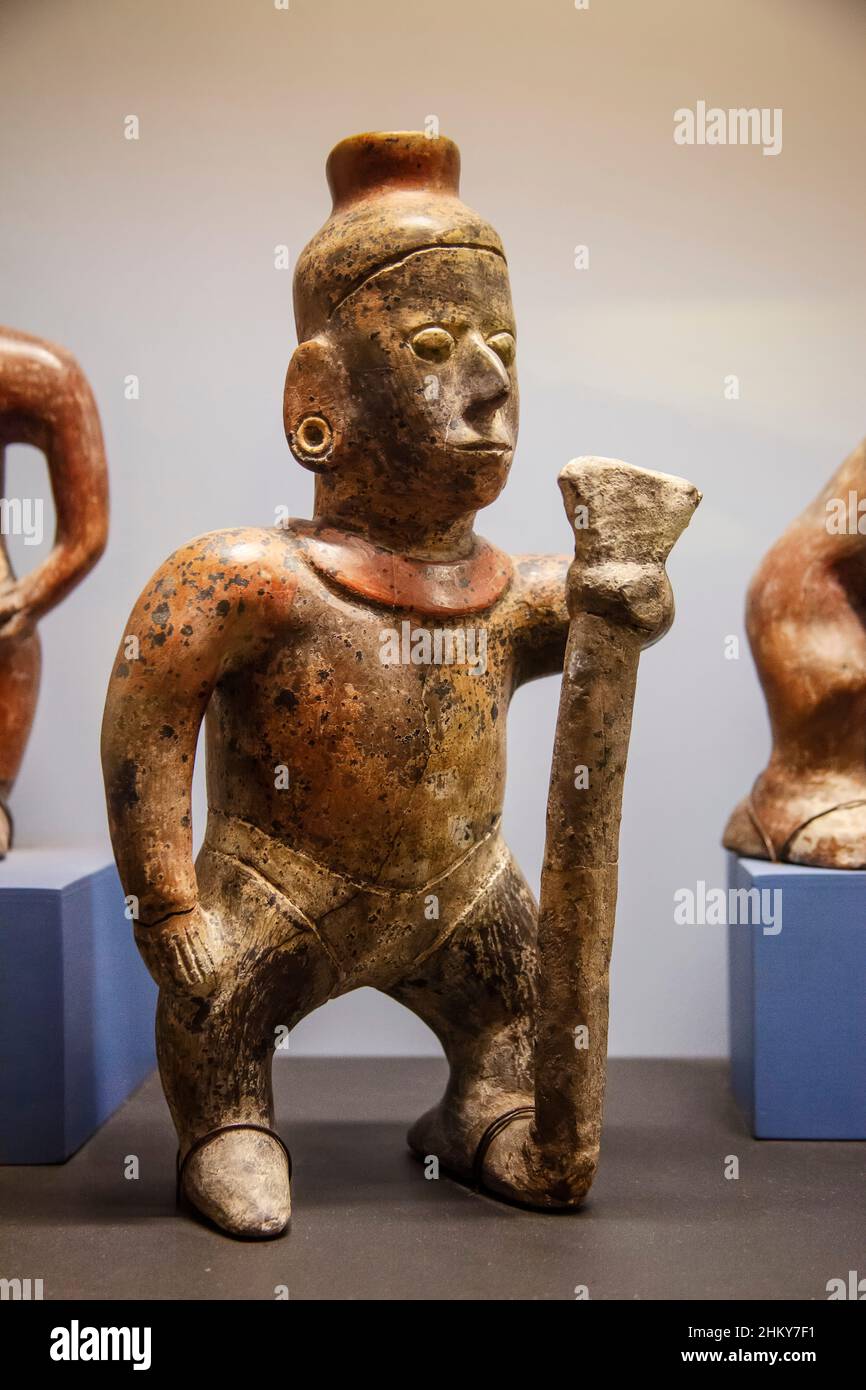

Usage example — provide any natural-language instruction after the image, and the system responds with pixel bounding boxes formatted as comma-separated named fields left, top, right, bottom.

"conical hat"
left=293, top=131, right=506, bottom=342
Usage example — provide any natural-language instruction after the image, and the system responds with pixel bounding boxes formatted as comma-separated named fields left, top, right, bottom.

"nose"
left=463, top=332, right=511, bottom=413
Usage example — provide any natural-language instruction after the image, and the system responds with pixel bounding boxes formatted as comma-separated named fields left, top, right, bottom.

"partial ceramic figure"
left=724, top=437, right=866, bottom=868
left=0, top=327, right=108, bottom=854
left=101, top=132, right=698, bottom=1239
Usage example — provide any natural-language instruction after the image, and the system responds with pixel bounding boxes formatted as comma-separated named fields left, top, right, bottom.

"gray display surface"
left=1, top=1059, right=862, bottom=1301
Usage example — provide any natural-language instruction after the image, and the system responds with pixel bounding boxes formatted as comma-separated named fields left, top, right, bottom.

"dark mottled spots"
left=152, top=632, right=166, bottom=646
left=491, top=703, right=499, bottom=722
left=189, top=998, right=212, bottom=1033
left=274, top=688, right=298, bottom=711
left=110, top=758, right=139, bottom=813
left=216, top=599, right=231, bottom=617
left=181, top=624, right=193, bottom=637
left=161, top=725, right=176, bottom=740
left=116, top=662, right=130, bottom=679
left=152, top=600, right=170, bottom=627
left=317, top=669, right=331, bottom=681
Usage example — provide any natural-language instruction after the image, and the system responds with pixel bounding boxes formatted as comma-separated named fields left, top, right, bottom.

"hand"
left=565, top=555, right=676, bottom=644
left=134, top=903, right=226, bottom=997
left=559, top=457, right=700, bottom=643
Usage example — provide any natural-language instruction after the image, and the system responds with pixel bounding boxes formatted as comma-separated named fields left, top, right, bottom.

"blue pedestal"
left=728, top=853, right=866, bottom=1138
left=0, top=848, right=157, bottom=1163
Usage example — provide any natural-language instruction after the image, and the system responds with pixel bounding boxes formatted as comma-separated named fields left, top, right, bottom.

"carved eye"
left=411, top=326, right=455, bottom=363
left=487, top=332, right=516, bottom=367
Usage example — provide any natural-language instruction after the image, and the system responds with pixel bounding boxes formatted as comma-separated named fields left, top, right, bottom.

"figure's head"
left=285, top=132, right=518, bottom=529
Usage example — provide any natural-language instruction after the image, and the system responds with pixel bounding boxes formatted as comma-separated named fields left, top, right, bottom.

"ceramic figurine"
left=725, top=436, right=866, bottom=867
left=0, top=326, right=108, bottom=855
left=102, top=132, right=698, bottom=1237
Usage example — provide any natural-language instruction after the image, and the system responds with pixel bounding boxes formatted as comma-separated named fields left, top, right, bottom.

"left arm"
left=510, top=553, right=570, bottom=688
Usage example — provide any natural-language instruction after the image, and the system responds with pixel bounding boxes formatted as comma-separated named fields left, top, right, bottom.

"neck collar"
left=292, top=522, right=512, bottom=615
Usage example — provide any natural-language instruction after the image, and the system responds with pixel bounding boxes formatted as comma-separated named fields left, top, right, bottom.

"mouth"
left=453, top=441, right=512, bottom=455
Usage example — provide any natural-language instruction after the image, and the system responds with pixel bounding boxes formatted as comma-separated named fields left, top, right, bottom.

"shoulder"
left=133, top=527, right=306, bottom=649
left=153, top=526, right=306, bottom=595
left=509, top=553, right=570, bottom=621
left=0, top=325, right=91, bottom=414
left=161, top=525, right=299, bottom=574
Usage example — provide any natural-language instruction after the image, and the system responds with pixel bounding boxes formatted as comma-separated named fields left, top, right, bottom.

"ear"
left=283, top=336, right=350, bottom=472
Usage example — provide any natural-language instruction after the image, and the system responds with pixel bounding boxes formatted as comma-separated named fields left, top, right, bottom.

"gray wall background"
left=1, top=0, right=863, bottom=1055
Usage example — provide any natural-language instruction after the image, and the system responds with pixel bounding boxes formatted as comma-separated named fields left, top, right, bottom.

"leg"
left=159, top=846, right=338, bottom=1237
left=0, top=629, right=41, bottom=854
left=386, top=850, right=539, bottom=1187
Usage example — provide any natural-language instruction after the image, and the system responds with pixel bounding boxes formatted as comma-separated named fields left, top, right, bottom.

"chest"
left=221, top=596, right=514, bottom=767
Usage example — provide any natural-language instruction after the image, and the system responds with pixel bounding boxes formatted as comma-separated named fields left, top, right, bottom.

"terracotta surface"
left=0, top=326, right=108, bottom=854
left=724, top=437, right=866, bottom=867
left=102, top=132, right=699, bottom=1238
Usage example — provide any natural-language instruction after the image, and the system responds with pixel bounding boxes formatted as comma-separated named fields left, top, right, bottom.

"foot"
left=480, top=1110, right=596, bottom=1210
left=408, top=1095, right=593, bottom=1210
left=724, top=791, right=866, bottom=869
left=722, top=797, right=766, bottom=859
left=181, top=1128, right=290, bottom=1238
left=407, top=1090, right=527, bottom=1180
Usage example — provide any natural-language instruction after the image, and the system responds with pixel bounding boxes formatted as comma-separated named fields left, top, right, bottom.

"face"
left=328, top=247, right=518, bottom=517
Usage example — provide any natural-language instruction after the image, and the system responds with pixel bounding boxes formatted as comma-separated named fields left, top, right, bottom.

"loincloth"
left=200, top=810, right=511, bottom=991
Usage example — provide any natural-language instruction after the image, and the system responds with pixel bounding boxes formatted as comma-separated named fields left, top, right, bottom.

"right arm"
left=101, top=528, right=297, bottom=990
